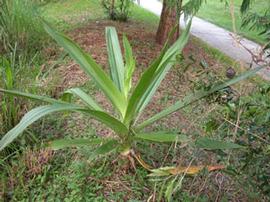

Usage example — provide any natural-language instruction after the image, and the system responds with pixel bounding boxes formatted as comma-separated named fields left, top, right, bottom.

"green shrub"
left=211, top=84, right=270, bottom=198
left=0, top=0, right=46, bottom=57
left=101, top=0, right=133, bottom=21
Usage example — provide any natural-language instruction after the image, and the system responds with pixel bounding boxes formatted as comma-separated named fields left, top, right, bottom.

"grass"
left=40, top=0, right=104, bottom=30
left=41, top=0, right=159, bottom=31
left=130, top=5, right=160, bottom=28
left=197, top=0, right=269, bottom=44
left=0, top=0, right=47, bottom=57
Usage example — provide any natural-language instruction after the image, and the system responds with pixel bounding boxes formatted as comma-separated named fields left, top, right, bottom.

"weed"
left=0, top=57, right=20, bottom=133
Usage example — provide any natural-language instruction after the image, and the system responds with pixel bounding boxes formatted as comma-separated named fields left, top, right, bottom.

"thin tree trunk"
left=110, top=0, right=115, bottom=20
left=156, top=0, right=182, bottom=45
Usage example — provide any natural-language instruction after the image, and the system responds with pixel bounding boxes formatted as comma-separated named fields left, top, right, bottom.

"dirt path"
left=137, top=0, right=270, bottom=80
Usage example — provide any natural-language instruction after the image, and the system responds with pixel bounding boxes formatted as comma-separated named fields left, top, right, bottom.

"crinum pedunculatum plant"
left=0, top=20, right=262, bottom=174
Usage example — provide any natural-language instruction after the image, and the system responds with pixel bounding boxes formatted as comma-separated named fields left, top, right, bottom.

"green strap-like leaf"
left=106, top=27, right=125, bottom=92
left=0, top=89, right=66, bottom=104
left=80, top=109, right=129, bottom=136
left=89, top=139, right=119, bottom=160
left=123, top=35, right=135, bottom=97
left=195, top=137, right=245, bottom=150
left=0, top=105, right=81, bottom=151
left=43, top=21, right=127, bottom=117
left=124, top=21, right=192, bottom=125
left=49, top=138, right=104, bottom=150
left=0, top=104, right=129, bottom=151
left=135, top=132, right=190, bottom=143
left=64, top=88, right=103, bottom=111
left=136, top=66, right=263, bottom=130
left=50, top=138, right=119, bottom=159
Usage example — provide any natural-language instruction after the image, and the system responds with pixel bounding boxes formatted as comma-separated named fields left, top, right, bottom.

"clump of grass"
left=0, top=0, right=47, bottom=57
left=0, top=56, right=20, bottom=134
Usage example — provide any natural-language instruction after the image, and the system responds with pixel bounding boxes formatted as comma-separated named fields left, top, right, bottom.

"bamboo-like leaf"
left=0, top=104, right=129, bottom=151
left=64, top=88, right=103, bottom=111
left=106, top=27, right=125, bottom=92
left=123, top=35, right=135, bottom=97
left=43, top=21, right=127, bottom=117
left=137, top=66, right=263, bottom=130
left=195, top=137, right=244, bottom=150
left=135, top=132, right=190, bottom=143
left=49, top=138, right=104, bottom=150
left=124, top=20, right=192, bottom=125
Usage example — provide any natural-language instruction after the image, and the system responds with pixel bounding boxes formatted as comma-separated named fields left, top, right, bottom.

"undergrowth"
left=0, top=0, right=47, bottom=57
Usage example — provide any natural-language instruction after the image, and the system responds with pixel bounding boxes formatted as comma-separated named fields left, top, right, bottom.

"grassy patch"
left=41, top=0, right=159, bottom=31
left=40, top=0, right=104, bottom=30
left=197, top=0, right=269, bottom=44
left=0, top=0, right=47, bottom=57
left=130, top=5, right=159, bottom=28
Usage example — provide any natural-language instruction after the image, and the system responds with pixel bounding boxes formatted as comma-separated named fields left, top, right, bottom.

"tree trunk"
left=156, top=0, right=181, bottom=45
left=110, top=0, right=115, bottom=20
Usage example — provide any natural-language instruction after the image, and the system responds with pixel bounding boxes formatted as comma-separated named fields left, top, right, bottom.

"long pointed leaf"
left=0, top=89, right=122, bottom=132
left=64, top=88, right=103, bottom=111
left=123, top=35, right=135, bottom=97
left=50, top=138, right=118, bottom=159
left=80, top=109, right=129, bottom=136
left=0, top=105, right=129, bottom=151
left=43, top=21, right=127, bottom=117
left=0, top=105, right=82, bottom=151
left=137, top=66, right=263, bottom=130
left=124, top=21, right=192, bottom=125
left=49, top=138, right=104, bottom=150
left=0, top=89, right=66, bottom=104
left=106, top=27, right=125, bottom=92
left=135, top=132, right=190, bottom=143
left=195, top=137, right=244, bottom=150
left=89, top=139, right=119, bottom=160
